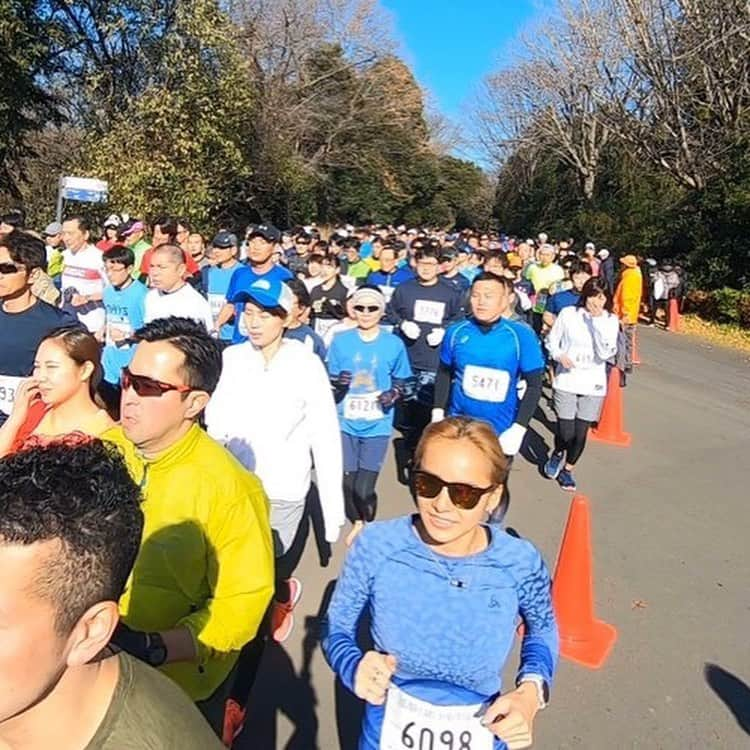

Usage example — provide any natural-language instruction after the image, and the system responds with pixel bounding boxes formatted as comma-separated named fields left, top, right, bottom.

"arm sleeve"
left=515, top=543, right=559, bottom=686
left=545, top=311, right=565, bottom=362
left=515, top=369, right=543, bottom=427
left=589, top=314, right=619, bottom=361
left=307, top=358, right=346, bottom=542
left=434, top=361, right=452, bottom=409
left=384, top=285, right=405, bottom=326
left=204, top=352, right=233, bottom=442
left=392, top=340, right=414, bottom=380
left=321, top=530, right=376, bottom=692
left=177, top=479, right=274, bottom=659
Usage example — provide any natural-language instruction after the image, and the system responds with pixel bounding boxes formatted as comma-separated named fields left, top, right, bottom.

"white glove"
left=325, top=525, right=342, bottom=544
left=431, top=408, right=445, bottom=423
left=426, top=327, right=445, bottom=347
left=401, top=320, right=421, bottom=340
left=499, top=422, right=527, bottom=456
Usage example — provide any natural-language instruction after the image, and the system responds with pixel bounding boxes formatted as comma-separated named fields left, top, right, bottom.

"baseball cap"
left=103, top=214, right=121, bottom=229
left=351, top=285, right=385, bottom=310
left=44, top=221, right=62, bottom=236
left=506, top=252, right=523, bottom=269
left=212, top=230, right=238, bottom=248
left=439, top=247, right=458, bottom=260
left=247, top=223, right=281, bottom=243
left=585, top=242, right=596, bottom=251
left=619, top=254, right=638, bottom=268
left=233, top=277, right=294, bottom=313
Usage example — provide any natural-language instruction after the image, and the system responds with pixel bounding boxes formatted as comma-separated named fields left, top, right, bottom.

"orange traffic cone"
left=632, top=328, right=641, bottom=365
left=667, top=298, right=681, bottom=333
left=552, top=495, right=618, bottom=669
left=591, top=367, right=631, bottom=446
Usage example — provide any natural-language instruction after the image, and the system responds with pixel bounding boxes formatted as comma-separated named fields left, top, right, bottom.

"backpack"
left=664, top=268, right=681, bottom=298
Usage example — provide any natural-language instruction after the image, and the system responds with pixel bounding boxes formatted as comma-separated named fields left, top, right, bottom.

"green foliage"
left=685, top=288, right=750, bottom=328
left=82, top=0, right=254, bottom=229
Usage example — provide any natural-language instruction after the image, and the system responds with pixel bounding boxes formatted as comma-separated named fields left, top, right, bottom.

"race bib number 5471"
left=462, top=365, right=511, bottom=403
left=380, top=685, right=493, bottom=750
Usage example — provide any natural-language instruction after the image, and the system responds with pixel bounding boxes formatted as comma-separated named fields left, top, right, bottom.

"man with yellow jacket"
left=613, top=254, right=643, bottom=368
left=104, top=316, right=274, bottom=741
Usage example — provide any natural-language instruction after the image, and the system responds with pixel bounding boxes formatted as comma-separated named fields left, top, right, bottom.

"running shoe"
left=544, top=451, right=565, bottom=480
left=557, top=469, right=577, bottom=492
left=271, top=577, right=303, bottom=644
left=222, top=698, right=247, bottom=747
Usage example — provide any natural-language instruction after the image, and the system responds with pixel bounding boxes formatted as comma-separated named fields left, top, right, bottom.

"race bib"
left=343, top=392, right=384, bottom=421
left=380, top=684, right=493, bottom=750
left=413, top=299, right=446, bottom=325
left=462, top=365, right=511, bottom=402
left=0, top=374, right=22, bottom=416
left=208, top=293, right=224, bottom=322
left=106, top=321, right=133, bottom=348
left=314, top=318, right=338, bottom=338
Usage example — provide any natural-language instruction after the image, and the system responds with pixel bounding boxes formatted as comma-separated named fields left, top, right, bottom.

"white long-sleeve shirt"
left=546, top=306, right=619, bottom=396
left=205, top=339, right=345, bottom=546
left=144, top=284, right=213, bottom=330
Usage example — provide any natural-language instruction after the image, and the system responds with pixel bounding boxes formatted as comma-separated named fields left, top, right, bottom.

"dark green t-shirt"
left=84, top=653, right=223, bottom=749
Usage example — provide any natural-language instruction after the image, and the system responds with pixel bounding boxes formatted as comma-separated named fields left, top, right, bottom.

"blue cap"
left=233, top=277, right=294, bottom=313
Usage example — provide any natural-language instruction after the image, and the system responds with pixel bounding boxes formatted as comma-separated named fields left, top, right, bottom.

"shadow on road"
left=520, top=424, right=551, bottom=476
left=704, top=663, right=750, bottom=735
left=242, top=581, right=339, bottom=749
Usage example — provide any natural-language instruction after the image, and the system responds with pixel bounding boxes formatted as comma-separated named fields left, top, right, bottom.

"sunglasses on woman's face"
left=120, top=367, right=193, bottom=398
left=0, top=262, right=22, bottom=275
left=353, top=304, right=380, bottom=313
left=412, top=469, right=494, bottom=510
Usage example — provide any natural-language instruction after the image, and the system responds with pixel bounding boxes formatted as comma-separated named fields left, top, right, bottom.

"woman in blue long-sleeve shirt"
left=322, top=416, right=559, bottom=749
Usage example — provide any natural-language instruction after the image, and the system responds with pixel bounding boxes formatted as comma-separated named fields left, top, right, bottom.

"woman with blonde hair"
left=0, top=326, right=113, bottom=456
left=323, top=416, right=558, bottom=750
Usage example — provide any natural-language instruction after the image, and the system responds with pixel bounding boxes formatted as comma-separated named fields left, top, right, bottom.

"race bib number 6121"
left=380, top=685, right=493, bottom=750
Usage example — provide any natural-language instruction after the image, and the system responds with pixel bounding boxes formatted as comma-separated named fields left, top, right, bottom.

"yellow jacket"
left=614, top=266, right=643, bottom=325
left=104, top=424, right=274, bottom=701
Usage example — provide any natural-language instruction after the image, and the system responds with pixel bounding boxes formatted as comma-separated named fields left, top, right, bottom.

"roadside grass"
left=680, top=314, right=750, bottom=354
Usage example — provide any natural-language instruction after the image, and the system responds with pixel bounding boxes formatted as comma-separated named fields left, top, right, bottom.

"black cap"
left=247, top=223, right=281, bottom=243
left=439, top=247, right=458, bottom=260
left=212, top=230, right=238, bottom=248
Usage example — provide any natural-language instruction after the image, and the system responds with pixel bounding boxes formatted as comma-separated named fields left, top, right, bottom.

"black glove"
left=112, top=622, right=167, bottom=666
left=378, top=387, right=402, bottom=412
left=331, top=370, right=353, bottom=403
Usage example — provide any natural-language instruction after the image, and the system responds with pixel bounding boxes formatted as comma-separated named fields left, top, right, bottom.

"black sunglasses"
left=353, top=304, right=380, bottom=313
left=0, top=262, right=22, bottom=275
left=120, top=367, right=193, bottom=398
left=412, top=469, right=495, bottom=510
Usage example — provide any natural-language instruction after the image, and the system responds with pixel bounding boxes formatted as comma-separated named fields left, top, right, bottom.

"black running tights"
left=554, top=418, right=591, bottom=466
left=344, top=469, right=379, bottom=522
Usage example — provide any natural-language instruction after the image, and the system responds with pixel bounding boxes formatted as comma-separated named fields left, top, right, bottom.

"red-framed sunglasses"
left=120, top=367, right=193, bottom=398
left=411, top=469, right=495, bottom=510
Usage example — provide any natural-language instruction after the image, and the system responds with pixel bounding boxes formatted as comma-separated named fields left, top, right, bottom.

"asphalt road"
left=240, top=325, right=750, bottom=750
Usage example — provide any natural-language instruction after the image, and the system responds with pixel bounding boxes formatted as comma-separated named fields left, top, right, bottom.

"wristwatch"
left=144, top=632, right=168, bottom=667
left=517, top=675, right=549, bottom=710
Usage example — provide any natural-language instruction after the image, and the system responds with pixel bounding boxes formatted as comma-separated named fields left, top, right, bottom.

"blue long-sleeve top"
left=321, top=515, right=559, bottom=750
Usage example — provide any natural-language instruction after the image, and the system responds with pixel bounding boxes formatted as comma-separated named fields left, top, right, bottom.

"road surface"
left=240, top=325, right=750, bottom=750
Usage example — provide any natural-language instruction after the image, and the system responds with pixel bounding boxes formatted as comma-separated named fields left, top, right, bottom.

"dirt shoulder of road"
left=679, top=314, right=750, bottom=354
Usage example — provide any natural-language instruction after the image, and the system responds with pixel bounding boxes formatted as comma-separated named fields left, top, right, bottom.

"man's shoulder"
left=99, top=653, right=222, bottom=749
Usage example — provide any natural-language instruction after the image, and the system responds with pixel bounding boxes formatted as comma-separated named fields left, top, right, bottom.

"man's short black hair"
left=64, top=215, right=92, bottom=234
left=472, top=271, right=513, bottom=293
left=286, top=278, right=311, bottom=309
left=135, top=316, right=222, bottom=394
left=1, top=209, right=25, bottom=228
left=0, top=441, right=143, bottom=634
left=0, top=229, right=47, bottom=272
left=415, top=247, right=440, bottom=262
left=569, top=259, right=592, bottom=277
left=342, top=237, right=361, bottom=251
left=103, top=244, right=135, bottom=267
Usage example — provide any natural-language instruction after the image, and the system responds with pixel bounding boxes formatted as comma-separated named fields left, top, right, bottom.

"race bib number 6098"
left=380, top=685, right=493, bottom=750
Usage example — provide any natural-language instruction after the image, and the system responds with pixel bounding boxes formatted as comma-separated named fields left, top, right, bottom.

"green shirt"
left=346, top=259, right=371, bottom=279
left=85, top=653, right=223, bottom=749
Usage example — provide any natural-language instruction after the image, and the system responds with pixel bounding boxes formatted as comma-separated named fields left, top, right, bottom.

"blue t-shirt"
left=545, top=289, right=580, bottom=316
left=102, top=280, right=147, bottom=385
left=284, top=324, right=326, bottom=361
left=321, top=516, right=558, bottom=750
left=440, top=317, right=544, bottom=434
left=226, top=263, right=293, bottom=343
left=203, top=263, right=241, bottom=340
left=327, top=328, right=413, bottom=438
left=367, top=267, right=414, bottom=290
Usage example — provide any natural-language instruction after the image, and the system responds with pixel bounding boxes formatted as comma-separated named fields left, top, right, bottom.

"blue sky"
left=382, top=0, right=541, bottom=120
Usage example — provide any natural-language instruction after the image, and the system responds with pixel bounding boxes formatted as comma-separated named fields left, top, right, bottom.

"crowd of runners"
left=0, top=210, right=680, bottom=749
